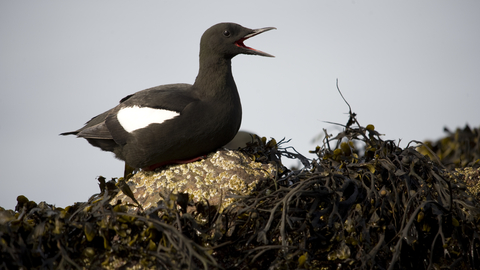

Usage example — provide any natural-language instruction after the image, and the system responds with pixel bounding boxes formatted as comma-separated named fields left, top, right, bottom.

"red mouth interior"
left=235, top=38, right=253, bottom=50
left=235, top=38, right=257, bottom=52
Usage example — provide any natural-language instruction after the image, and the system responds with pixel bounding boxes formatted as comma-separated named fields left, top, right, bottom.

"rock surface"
left=453, top=166, right=480, bottom=201
left=113, top=149, right=276, bottom=211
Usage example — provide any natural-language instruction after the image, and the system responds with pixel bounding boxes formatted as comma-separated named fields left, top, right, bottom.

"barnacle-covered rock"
left=449, top=166, right=480, bottom=201
left=113, top=149, right=276, bottom=211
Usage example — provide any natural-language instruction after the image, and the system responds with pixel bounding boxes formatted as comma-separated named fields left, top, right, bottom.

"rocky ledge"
left=113, top=149, right=277, bottom=211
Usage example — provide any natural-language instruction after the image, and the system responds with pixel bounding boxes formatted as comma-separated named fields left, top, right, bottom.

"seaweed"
left=0, top=179, right=217, bottom=269
left=418, top=125, right=480, bottom=169
left=1, top=105, right=479, bottom=269
left=213, top=116, right=480, bottom=269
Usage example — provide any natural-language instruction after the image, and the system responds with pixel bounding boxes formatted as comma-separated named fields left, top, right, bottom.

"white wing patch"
left=117, top=105, right=180, bottom=133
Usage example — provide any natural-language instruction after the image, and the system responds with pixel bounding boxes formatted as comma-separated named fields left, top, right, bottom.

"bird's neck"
left=193, top=55, right=236, bottom=98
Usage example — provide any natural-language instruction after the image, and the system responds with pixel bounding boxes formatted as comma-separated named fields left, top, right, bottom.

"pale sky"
left=1, top=1, right=479, bottom=210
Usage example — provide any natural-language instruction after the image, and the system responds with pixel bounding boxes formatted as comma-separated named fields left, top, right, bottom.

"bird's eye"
left=223, top=30, right=231, bottom=37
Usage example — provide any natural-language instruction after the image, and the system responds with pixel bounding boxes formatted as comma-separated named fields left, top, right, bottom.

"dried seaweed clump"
left=0, top=180, right=218, bottom=270
left=418, top=125, right=480, bottom=169
left=210, top=119, right=479, bottom=269
left=1, top=117, right=479, bottom=269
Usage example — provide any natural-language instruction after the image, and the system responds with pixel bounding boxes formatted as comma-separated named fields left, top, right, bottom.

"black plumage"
left=61, top=23, right=275, bottom=169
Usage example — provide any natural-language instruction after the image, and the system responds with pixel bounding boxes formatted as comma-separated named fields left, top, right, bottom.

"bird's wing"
left=76, top=122, right=113, bottom=139
left=60, top=109, right=112, bottom=137
left=105, top=83, right=199, bottom=145
left=117, top=83, right=196, bottom=111
left=61, top=83, right=196, bottom=141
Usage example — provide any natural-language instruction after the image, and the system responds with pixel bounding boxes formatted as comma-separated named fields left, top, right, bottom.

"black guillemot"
left=61, top=22, right=275, bottom=171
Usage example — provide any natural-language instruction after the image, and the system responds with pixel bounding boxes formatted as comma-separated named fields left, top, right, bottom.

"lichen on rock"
left=113, top=149, right=276, bottom=211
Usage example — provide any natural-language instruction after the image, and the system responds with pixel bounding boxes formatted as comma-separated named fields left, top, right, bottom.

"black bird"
left=61, top=22, right=275, bottom=171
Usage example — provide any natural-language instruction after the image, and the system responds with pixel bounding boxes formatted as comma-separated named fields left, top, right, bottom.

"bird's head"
left=200, top=22, right=276, bottom=59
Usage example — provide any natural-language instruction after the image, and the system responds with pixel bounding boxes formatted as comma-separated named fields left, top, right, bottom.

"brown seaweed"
left=1, top=113, right=479, bottom=269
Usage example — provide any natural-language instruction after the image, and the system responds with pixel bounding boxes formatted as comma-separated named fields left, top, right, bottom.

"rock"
left=450, top=167, right=480, bottom=202
left=113, top=149, right=276, bottom=211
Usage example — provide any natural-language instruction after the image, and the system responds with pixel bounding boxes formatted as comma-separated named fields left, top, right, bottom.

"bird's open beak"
left=235, top=27, right=276, bottom=57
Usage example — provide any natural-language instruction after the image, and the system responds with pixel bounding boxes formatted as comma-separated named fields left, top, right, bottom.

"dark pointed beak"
left=235, top=27, right=276, bottom=57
